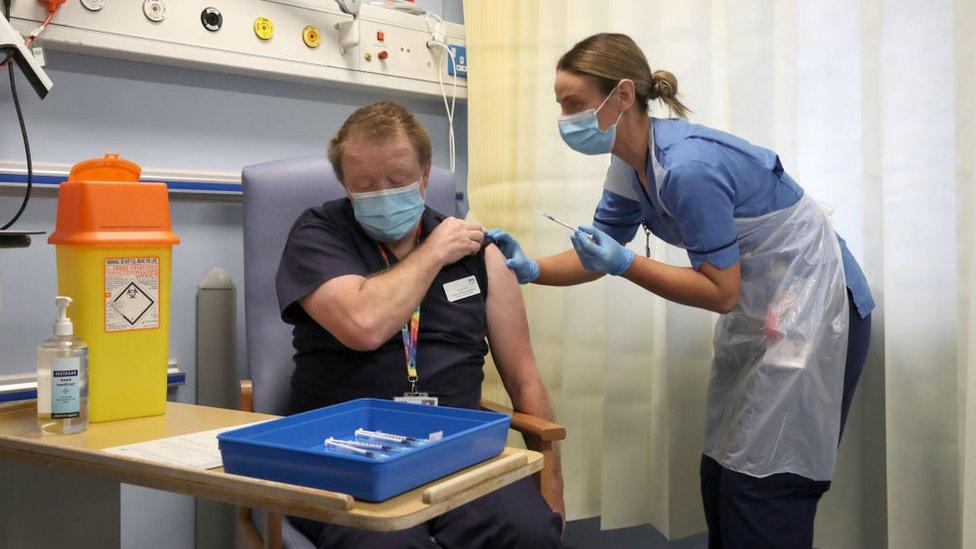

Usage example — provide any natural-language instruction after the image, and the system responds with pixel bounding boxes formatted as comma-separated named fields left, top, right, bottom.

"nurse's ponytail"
left=558, top=33, right=691, bottom=119
left=650, top=70, right=689, bottom=118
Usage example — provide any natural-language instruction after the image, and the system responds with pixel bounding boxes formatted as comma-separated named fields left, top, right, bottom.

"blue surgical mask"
left=557, top=83, right=623, bottom=155
left=351, top=180, right=425, bottom=242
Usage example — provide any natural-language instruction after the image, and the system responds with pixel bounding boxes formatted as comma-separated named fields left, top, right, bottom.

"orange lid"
left=48, top=154, right=181, bottom=246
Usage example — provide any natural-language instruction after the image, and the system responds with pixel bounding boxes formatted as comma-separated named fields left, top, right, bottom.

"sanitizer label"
left=105, top=257, right=160, bottom=332
left=52, top=357, right=80, bottom=419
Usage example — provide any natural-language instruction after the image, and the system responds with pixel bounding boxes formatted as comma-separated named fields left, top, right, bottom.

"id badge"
left=394, top=392, right=439, bottom=406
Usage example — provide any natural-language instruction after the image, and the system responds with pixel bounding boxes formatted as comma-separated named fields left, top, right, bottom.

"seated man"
left=275, top=101, right=564, bottom=549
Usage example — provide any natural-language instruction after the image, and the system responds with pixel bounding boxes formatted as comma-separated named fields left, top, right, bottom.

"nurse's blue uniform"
left=593, top=118, right=874, bottom=548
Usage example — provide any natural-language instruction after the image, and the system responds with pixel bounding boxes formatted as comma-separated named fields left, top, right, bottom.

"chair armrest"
left=240, top=379, right=254, bottom=413
left=480, top=399, right=566, bottom=442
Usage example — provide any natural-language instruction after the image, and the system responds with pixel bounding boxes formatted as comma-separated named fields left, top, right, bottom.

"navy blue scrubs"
left=276, top=199, right=563, bottom=549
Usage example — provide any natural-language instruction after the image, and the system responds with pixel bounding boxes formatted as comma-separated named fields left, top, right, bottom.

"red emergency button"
left=377, top=31, right=385, bottom=41
left=378, top=50, right=389, bottom=60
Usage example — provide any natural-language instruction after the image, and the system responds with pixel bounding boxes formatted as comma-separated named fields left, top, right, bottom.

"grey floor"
left=563, top=518, right=708, bottom=549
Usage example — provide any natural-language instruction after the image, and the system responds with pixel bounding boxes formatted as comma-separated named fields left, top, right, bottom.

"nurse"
left=488, top=33, right=874, bottom=548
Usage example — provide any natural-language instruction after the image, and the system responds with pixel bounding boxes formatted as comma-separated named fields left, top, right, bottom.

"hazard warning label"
left=105, top=257, right=160, bottom=332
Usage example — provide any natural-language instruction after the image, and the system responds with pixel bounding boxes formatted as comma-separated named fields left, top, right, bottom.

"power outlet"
left=447, top=44, right=466, bottom=78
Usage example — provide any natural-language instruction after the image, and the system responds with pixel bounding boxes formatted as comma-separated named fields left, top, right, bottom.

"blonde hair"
left=557, top=33, right=690, bottom=119
left=328, top=101, right=432, bottom=184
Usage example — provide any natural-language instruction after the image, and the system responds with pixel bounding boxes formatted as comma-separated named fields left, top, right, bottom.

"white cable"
left=432, top=42, right=457, bottom=173
left=425, top=13, right=458, bottom=173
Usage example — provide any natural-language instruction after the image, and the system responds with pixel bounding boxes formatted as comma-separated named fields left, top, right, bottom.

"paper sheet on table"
left=102, top=421, right=270, bottom=469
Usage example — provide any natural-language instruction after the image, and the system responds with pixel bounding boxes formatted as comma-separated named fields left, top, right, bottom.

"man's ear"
left=420, top=164, right=432, bottom=196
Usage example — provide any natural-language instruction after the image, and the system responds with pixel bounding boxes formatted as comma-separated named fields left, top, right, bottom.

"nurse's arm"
left=535, top=249, right=605, bottom=286
left=484, top=244, right=566, bottom=519
left=622, top=258, right=741, bottom=314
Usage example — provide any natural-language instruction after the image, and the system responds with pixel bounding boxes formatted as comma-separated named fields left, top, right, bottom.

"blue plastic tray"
left=217, top=399, right=511, bottom=502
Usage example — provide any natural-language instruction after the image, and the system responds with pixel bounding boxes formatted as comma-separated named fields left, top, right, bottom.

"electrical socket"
left=447, top=44, right=466, bottom=78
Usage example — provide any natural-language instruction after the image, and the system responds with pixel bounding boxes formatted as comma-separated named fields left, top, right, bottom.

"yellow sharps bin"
left=48, top=154, right=180, bottom=422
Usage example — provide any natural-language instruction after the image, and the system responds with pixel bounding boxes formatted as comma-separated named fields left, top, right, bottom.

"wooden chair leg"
left=265, top=511, right=283, bottom=549
left=237, top=381, right=279, bottom=549
left=235, top=506, right=262, bottom=549
left=527, top=437, right=553, bottom=493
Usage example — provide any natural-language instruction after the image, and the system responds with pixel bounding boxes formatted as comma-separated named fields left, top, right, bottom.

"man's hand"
left=422, top=217, right=484, bottom=265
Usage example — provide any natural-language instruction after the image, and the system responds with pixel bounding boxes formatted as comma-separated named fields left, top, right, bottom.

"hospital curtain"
left=465, top=1, right=972, bottom=547
left=958, top=0, right=976, bottom=547
left=465, top=0, right=711, bottom=538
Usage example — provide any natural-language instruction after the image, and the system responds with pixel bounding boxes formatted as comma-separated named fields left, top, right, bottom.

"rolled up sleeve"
left=275, top=213, right=369, bottom=323
left=593, top=189, right=642, bottom=244
left=592, top=158, right=642, bottom=244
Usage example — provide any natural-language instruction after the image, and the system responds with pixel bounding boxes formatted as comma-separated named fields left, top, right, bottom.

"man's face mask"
left=557, top=81, right=624, bottom=155
left=350, top=180, right=425, bottom=242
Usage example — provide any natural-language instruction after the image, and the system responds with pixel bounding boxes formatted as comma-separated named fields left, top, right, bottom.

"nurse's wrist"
left=609, top=248, right=636, bottom=276
left=519, top=259, right=541, bottom=284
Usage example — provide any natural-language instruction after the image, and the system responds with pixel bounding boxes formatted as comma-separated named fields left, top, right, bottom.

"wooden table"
left=0, top=400, right=542, bottom=548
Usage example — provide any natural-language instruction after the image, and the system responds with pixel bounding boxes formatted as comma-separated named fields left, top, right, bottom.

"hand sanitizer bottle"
left=37, top=296, right=88, bottom=434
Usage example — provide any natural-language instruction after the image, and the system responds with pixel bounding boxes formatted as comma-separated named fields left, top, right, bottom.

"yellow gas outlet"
left=302, top=26, right=321, bottom=48
left=253, top=17, right=274, bottom=41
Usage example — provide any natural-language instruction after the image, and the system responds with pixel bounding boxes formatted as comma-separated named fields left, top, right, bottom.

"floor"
left=563, top=517, right=708, bottom=549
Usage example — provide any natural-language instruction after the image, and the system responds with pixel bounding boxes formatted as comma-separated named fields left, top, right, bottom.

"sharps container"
left=48, top=154, right=180, bottom=422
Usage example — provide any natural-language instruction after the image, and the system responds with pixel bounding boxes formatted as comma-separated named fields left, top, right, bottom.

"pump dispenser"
left=54, top=296, right=73, bottom=336
left=37, top=296, right=89, bottom=434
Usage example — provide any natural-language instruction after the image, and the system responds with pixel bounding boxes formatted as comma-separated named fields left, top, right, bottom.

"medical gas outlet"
left=253, top=16, right=274, bottom=41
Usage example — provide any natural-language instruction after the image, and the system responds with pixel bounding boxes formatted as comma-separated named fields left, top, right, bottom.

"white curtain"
left=465, top=1, right=972, bottom=547
left=958, top=1, right=976, bottom=548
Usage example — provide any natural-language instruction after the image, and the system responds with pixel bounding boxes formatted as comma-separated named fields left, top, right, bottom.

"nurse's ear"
left=615, top=78, right=638, bottom=113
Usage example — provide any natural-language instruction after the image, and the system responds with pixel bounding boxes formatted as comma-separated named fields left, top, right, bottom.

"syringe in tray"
left=355, top=428, right=426, bottom=446
left=325, top=436, right=395, bottom=452
left=324, top=437, right=379, bottom=458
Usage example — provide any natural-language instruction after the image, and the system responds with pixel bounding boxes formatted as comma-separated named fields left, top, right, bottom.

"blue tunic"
left=592, top=118, right=875, bottom=319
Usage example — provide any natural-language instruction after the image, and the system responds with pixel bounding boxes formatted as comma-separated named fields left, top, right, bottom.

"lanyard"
left=400, top=309, right=420, bottom=393
left=376, top=231, right=422, bottom=394
left=642, top=221, right=652, bottom=258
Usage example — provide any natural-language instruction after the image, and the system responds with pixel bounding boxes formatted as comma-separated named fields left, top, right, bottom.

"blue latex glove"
left=485, top=228, right=540, bottom=284
left=571, top=224, right=636, bottom=276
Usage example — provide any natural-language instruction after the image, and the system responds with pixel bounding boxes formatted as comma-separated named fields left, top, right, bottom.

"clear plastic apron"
left=649, top=148, right=850, bottom=481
